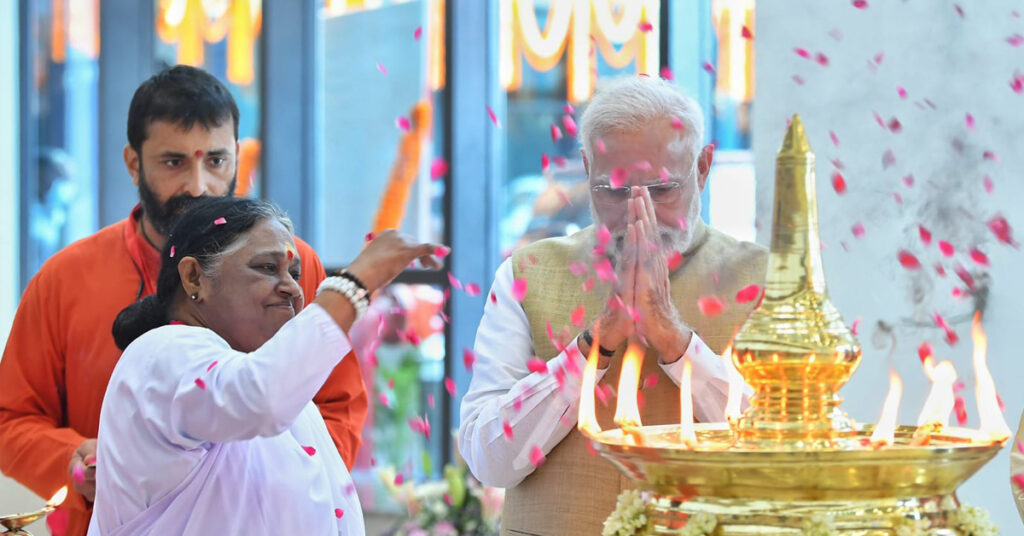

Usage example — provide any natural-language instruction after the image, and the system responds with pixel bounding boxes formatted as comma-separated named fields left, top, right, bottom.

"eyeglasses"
left=590, top=182, right=683, bottom=206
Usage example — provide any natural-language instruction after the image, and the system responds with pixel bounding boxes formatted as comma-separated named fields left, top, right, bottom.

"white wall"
left=754, top=1, right=1024, bottom=530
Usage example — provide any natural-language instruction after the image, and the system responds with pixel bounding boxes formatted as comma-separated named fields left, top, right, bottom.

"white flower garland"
left=679, top=511, right=718, bottom=536
left=954, top=505, right=999, bottom=536
left=602, top=490, right=653, bottom=536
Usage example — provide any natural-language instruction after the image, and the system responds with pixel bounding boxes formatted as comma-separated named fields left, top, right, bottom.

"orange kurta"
left=0, top=206, right=368, bottom=536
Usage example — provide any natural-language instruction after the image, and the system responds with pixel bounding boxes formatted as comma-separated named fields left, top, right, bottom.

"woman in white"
left=88, top=196, right=442, bottom=535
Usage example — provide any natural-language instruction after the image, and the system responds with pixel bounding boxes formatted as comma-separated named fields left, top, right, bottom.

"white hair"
left=578, top=75, right=705, bottom=159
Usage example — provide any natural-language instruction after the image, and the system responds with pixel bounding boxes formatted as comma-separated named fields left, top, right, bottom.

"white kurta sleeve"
left=458, top=259, right=608, bottom=489
left=658, top=335, right=752, bottom=423
left=121, top=304, right=352, bottom=448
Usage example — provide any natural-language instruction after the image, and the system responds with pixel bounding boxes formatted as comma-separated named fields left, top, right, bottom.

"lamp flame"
left=47, top=486, right=68, bottom=508
left=917, top=355, right=957, bottom=427
left=869, top=370, right=902, bottom=447
left=972, top=313, right=1010, bottom=441
left=723, top=344, right=745, bottom=421
left=578, top=334, right=603, bottom=436
left=613, top=342, right=645, bottom=429
left=678, top=357, right=697, bottom=446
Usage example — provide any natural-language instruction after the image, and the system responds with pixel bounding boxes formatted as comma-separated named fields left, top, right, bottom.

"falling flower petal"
left=610, top=167, right=629, bottom=188
left=897, top=86, right=907, bottom=99
left=983, top=175, right=994, bottom=193
left=302, top=445, right=316, bottom=456
left=527, top=358, right=548, bottom=374
left=582, top=277, right=595, bottom=292
left=918, top=342, right=933, bottom=363
left=888, top=117, right=902, bottom=133
left=444, top=377, right=456, bottom=397
left=986, top=214, right=1018, bottom=247
left=983, top=150, right=1000, bottom=162
left=829, top=131, right=839, bottom=147
left=735, top=284, right=762, bottom=304
left=642, top=374, right=658, bottom=389
left=434, top=246, right=451, bottom=259
left=529, top=446, right=546, bottom=467
left=853, top=0, right=868, bottom=8
left=512, top=279, right=528, bottom=302
left=194, top=378, right=206, bottom=390
left=638, top=20, right=653, bottom=33
left=408, top=415, right=431, bottom=441
left=954, top=396, right=968, bottom=426
left=953, top=264, right=975, bottom=290
left=852, top=222, right=865, bottom=238
left=741, top=25, right=753, bottom=39
left=594, top=257, right=615, bottom=282
left=670, top=117, right=684, bottom=130
left=918, top=225, right=932, bottom=246
left=933, top=311, right=958, bottom=345
left=831, top=172, right=847, bottom=194
left=447, top=272, right=463, bottom=290
left=938, top=241, right=955, bottom=257
left=815, top=52, right=830, bottom=67
left=395, top=116, right=411, bottom=132
left=486, top=106, right=500, bottom=128
left=169, top=245, right=175, bottom=258
left=667, top=251, right=683, bottom=271
left=702, top=61, right=716, bottom=74
left=376, top=62, right=387, bottom=75
left=465, top=282, right=481, bottom=296
left=414, top=26, right=422, bottom=40
left=206, top=360, right=218, bottom=372
left=502, top=420, right=514, bottom=440
left=792, top=75, right=805, bottom=86
left=463, top=348, right=476, bottom=371
left=659, top=66, right=674, bottom=80
left=540, top=153, right=550, bottom=172
left=570, top=305, right=585, bottom=327
left=213, top=217, right=227, bottom=226
left=394, top=473, right=404, bottom=485
left=335, top=508, right=344, bottom=519
left=379, top=393, right=391, bottom=409
left=697, top=296, right=725, bottom=317
left=897, top=250, right=921, bottom=269
left=72, top=464, right=85, bottom=485
left=965, top=113, right=976, bottom=130
left=430, top=157, right=449, bottom=180
left=552, top=156, right=567, bottom=168
left=969, top=248, right=989, bottom=266
left=902, top=174, right=914, bottom=187
left=550, top=124, right=563, bottom=142
left=851, top=317, right=861, bottom=335
left=794, top=47, right=811, bottom=59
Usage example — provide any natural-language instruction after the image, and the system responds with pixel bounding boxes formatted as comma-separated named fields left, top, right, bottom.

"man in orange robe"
left=0, top=66, right=368, bottom=536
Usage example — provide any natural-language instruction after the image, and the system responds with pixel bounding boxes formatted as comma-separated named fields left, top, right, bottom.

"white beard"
left=591, top=191, right=702, bottom=264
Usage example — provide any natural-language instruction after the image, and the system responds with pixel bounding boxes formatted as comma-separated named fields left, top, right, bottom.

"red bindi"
left=194, top=150, right=204, bottom=158
left=287, top=250, right=294, bottom=261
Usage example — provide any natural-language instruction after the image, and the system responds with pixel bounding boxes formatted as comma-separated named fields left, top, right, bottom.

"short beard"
left=138, top=163, right=237, bottom=236
left=591, top=192, right=701, bottom=264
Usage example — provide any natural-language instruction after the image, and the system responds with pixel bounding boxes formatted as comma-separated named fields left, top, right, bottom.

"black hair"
left=126, top=65, right=240, bottom=156
left=112, top=197, right=292, bottom=350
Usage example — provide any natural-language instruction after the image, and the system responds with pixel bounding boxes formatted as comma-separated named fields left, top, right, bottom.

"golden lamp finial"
left=730, top=115, right=862, bottom=449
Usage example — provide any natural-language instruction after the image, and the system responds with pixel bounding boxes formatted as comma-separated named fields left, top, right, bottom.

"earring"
left=190, top=293, right=199, bottom=301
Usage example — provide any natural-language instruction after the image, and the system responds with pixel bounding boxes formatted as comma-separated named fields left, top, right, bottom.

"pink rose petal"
left=987, top=214, right=1019, bottom=247
left=433, top=245, right=451, bottom=258
left=897, top=86, right=907, bottom=99
left=194, top=378, right=206, bottom=390
left=568, top=261, right=588, bottom=276
left=596, top=139, right=606, bottom=153
left=447, top=272, right=463, bottom=291
left=463, top=348, right=476, bottom=371
left=831, top=172, right=847, bottom=194
left=667, top=250, right=683, bottom=271
left=969, top=247, right=989, bottom=266
left=659, top=66, right=674, bottom=80
left=169, top=245, right=175, bottom=258
left=735, top=284, right=762, bottom=304
left=610, top=167, right=629, bottom=188
left=638, top=20, right=653, bottom=33
left=881, top=149, right=896, bottom=169
left=541, top=153, right=550, bottom=171
left=335, top=508, right=344, bottom=519
left=888, top=117, right=902, bottom=133
left=444, top=377, right=456, bottom=397
left=302, top=445, right=316, bottom=456
left=502, top=420, right=514, bottom=440
left=902, top=174, right=914, bottom=187
left=529, top=446, right=546, bottom=467
left=918, top=225, right=932, bottom=246
left=527, top=357, right=548, bottom=374
left=741, top=25, right=753, bottom=39
left=486, top=106, right=500, bottom=128
left=702, top=61, right=716, bottom=74
left=430, top=157, right=449, bottom=180
left=394, top=473, right=404, bottom=485
left=379, top=393, right=391, bottom=409
left=206, top=360, right=218, bottom=371
left=511, top=279, right=528, bottom=302
left=570, top=305, right=585, bottom=327
left=815, top=52, right=830, bottom=67
left=852, top=222, right=865, bottom=238
left=938, top=241, right=955, bottom=257
left=550, top=124, right=563, bottom=142
left=671, top=117, right=684, bottom=130
left=465, top=282, right=481, bottom=296
left=697, top=296, right=725, bottom=317
left=897, top=250, right=921, bottom=269
left=213, top=217, right=227, bottom=226
left=983, top=175, right=994, bottom=193
left=395, top=116, right=412, bottom=132
left=376, top=62, right=387, bottom=75
left=414, top=26, right=422, bottom=40
left=851, top=317, right=861, bottom=335
left=594, top=257, right=615, bottom=282
left=853, top=0, right=868, bottom=8
left=965, top=113, right=975, bottom=130
left=829, top=131, right=839, bottom=147
left=794, top=47, right=811, bottom=59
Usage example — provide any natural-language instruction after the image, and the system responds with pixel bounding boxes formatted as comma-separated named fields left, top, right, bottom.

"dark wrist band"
left=339, top=270, right=368, bottom=292
left=581, top=329, right=616, bottom=357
